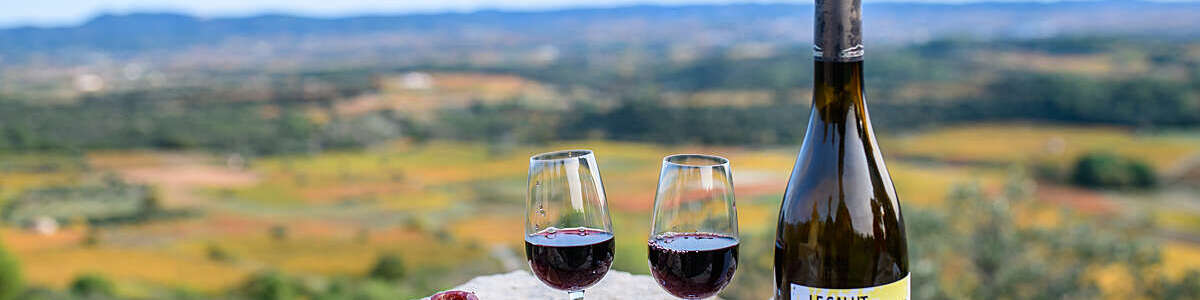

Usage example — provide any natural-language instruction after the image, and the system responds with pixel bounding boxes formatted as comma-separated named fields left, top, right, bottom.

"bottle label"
left=790, top=274, right=909, bottom=300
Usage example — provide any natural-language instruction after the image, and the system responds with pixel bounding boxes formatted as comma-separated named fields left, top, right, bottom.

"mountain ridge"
left=1, top=1, right=1197, bottom=65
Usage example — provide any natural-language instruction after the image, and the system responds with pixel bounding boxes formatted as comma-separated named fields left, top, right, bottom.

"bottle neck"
left=810, top=0, right=866, bottom=125
left=803, top=60, right=880, bottom=173
left=811, top=60, right=865, bottom=124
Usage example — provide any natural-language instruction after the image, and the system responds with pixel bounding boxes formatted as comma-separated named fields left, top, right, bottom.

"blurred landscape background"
left=0, top=0, right=1199, bottom=299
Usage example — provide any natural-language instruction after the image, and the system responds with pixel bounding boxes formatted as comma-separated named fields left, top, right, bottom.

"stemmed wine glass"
left=525, top=150, right=615, bottom=300
left=648, top=154, right=739, bottom=299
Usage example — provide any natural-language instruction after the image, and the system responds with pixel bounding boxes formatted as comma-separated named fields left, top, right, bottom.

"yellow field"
left=1163, top=242, right=1200, bottom=279
left=885, top=123, right=1200, bottom=170
left=1, top=123, right=1198, bottom=297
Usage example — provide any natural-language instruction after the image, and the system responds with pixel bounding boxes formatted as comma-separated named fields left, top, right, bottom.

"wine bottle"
left=773, top=0, right=910, bottom=299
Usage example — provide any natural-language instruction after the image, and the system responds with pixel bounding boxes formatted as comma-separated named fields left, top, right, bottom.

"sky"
left=0, top=0, right=1190, bottom=28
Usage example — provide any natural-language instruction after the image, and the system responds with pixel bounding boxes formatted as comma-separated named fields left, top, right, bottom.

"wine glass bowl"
left=525, top=150, right=615, bottom=299
left=648, top=154, right=739, bottom=299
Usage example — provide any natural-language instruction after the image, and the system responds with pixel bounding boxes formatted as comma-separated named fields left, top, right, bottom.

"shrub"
left=1128, top=160, right=1157, bottom=188
left=1071, top=151, right=1157, bottom=189
left=313, top=278, right=352, bottom=300
left=207, top=244, right=236, bottom=262
left=269, top=225, right=289, bottom=241
left=1164, top=270, right=1200, bottom=300
left=909, top=179, right=1162, bottom=299
left=367, top=253, right=406, bottom=282
left=239, top=271, right=299, bottom=300
left=69, top=273, right=115, bottom=299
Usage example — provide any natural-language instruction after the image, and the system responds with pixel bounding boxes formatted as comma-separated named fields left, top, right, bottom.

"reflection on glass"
left=648, top=154, right=739, bottom=300
left=524, top=150, right=615, bottom=300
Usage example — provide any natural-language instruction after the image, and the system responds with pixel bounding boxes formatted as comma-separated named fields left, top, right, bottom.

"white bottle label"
left=790, top=274, right=909, bottom=300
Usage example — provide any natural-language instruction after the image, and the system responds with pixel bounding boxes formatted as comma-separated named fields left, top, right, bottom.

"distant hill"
left=0, top=1, right=1197, bottom=65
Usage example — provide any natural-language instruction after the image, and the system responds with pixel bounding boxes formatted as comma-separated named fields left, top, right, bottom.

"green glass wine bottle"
left=773, top=0, right=910, bottom=299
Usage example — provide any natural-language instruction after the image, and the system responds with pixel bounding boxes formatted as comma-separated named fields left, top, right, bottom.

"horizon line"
left=1, top=0, right=1195, bottom=30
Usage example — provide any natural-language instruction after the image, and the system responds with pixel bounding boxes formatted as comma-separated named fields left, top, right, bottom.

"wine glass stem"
left=568, top=290, right=585, bottom=300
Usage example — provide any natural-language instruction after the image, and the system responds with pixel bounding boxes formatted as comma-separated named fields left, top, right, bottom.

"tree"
left=0, top=240, right=22, bottom=300
left=367, top=253, right=406, bottom=282
left=1072, top=151, right=1157, bottom=189
left=69, top=273, right=115, bottom=299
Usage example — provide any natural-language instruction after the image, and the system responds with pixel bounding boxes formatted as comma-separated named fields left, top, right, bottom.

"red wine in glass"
left=648, top=232, right=739, bottom=299
left=525, top=228, right=615, bottom=292
left=527, top=150, right=615, bottom=299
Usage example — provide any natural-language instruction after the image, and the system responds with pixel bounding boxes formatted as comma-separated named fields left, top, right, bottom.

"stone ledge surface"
left=423, top=270, right=708, bottom=299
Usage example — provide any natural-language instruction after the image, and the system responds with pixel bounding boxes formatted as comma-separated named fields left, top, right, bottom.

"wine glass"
left=525, top=150, right=615, bottom=300
left=648, top=154, right=739, bottom=299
